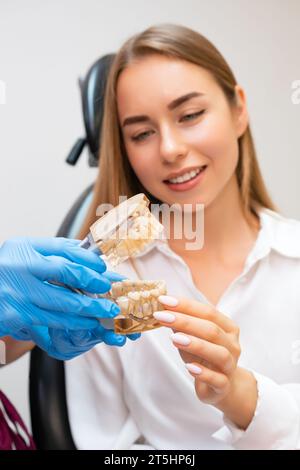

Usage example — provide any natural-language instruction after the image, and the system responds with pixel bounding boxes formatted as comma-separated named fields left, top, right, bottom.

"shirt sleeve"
left=65, top=343, right=150, bottom=450
left=212, top=370, right=300, bottom=449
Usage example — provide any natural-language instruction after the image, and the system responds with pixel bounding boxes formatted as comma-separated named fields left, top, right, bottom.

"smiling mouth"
left=164, top=165, right=207, bottom=184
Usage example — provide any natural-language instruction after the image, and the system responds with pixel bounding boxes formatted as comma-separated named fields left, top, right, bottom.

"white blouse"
left=65, top=208, right=300, bottom=450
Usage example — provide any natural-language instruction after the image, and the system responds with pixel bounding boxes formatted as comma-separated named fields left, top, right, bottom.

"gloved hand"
left=0, top=237, right=125, bottom=341
left=28, top=325, right=141, bottom=361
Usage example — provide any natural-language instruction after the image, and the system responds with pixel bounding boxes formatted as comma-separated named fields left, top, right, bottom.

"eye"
left=180, top=110, right=205, bottom=122
left=131, top=130, right=154, bottom=142
left=130, top=110, right=206, bottom=143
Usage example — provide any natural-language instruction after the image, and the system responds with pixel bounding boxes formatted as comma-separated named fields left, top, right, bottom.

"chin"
left=155, top=193, right=207, bottom=213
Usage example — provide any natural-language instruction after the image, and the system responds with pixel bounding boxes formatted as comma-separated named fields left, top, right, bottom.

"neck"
left=168, top=175, right=260, bottom=263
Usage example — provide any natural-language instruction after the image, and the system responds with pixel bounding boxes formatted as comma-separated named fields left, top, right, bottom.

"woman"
left=65, top=23, right=300, bottom=450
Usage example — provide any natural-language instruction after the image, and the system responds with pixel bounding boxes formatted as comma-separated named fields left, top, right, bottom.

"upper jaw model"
left=84, top=193, right=164, bottom=267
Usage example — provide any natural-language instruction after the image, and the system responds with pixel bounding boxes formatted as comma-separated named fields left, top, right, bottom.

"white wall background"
left=0, top=0, right=299, bottom=433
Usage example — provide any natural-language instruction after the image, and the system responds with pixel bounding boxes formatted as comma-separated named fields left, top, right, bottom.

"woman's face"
left=117, top=54, right=248, bottom=209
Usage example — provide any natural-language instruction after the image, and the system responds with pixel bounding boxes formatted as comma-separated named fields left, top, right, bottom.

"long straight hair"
left=79, top=23, right=276, bottom=239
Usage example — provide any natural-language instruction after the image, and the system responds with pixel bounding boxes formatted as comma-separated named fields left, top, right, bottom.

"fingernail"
left=185, top=363, right=202, bottom=375
left=153, top=311, right=176, bottom=323
left=170, top=333, right=191, bottom=346
left=158, top=295, right=178, bottom=307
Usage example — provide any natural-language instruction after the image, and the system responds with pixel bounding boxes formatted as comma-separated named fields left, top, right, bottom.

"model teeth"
left=89, top=193, right=164, bottom=267
left=167, top=167, right=204, bottom=184
left=98, top=279, right=167, bottom=334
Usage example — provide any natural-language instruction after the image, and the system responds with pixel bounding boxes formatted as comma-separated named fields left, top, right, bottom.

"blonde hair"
left=79, top=23, right=275, bottom=238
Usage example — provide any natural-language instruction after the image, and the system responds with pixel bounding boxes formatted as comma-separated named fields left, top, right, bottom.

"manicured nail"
left=170, top=333, right=191, bottom=346
left=185, top=363, right=202, bottom=375
left=158, top=295, right=179, bottom=307
left=153, top=311, right=176, bottom=323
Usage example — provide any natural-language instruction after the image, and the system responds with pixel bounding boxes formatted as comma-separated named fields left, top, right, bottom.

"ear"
left=232, top=85, right=249, bottom=138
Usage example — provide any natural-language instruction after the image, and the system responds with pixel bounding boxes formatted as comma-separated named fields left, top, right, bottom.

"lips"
left=163, top=165, right=207, bottom=192
left=163, top=165, right=207, bottom=184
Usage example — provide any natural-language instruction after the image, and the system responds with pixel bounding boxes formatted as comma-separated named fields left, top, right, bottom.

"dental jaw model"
left=81, top=194, right=167, bottom=335
left=81, top=193, right=163, bottom=267
left=100, top=279, right=167, bottom=334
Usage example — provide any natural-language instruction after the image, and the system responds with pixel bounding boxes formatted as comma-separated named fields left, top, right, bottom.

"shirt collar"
left=257, top=208, right=300, bottom=259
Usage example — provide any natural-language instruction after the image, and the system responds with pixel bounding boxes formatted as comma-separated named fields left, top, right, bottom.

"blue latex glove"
left=28, top=325, right=140, bottom=360
left=0, top=237, right=126, bottom=340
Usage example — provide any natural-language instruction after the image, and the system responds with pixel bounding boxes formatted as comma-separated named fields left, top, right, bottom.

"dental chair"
left=29, top=53, right=115, bottom=450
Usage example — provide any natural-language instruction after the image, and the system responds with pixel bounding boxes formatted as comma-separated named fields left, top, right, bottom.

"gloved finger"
left=32, top=255, right=112, bottom=293
left=127, top=333, right=141, bottom=341
left=29, top=279, right=118, bottom=318
left=67, top=326, right=106, bottom=348
left=28, top=325, right=50, bottom=351
left=46, top=329, right=78, bottom=359
left=27, top=303, right=100, bottom=330
left=57, top=329, right=93, bottom=348
left=77, top=324, right=122, bottom=348
left=49, top=328, right=103, bottom=357
left=101, top=271, right=127, bottom=283
left=103, top=329, right=127, bottom=347
left=31, top=327, right=82, bottom=361
left=30, top=237, right=107, bottom=273
left=10, top=328, right=33, bottom=341
left=31, top=287, right=121, bottom=323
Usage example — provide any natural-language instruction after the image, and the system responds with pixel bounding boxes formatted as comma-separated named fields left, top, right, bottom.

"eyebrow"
left=122, top=91, right=205, bottom=127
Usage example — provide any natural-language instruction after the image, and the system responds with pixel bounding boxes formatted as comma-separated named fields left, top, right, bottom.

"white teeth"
left=99, top=279, right=167, bottom=335
left=112, top=282, right=123, bottom=296
left=151, top=298, right=158, bottom=311
left=143, top=302, right=150, bottom=315
left=116, top=296, right=129, bottom=310
left=167, top=167, right=204, bottom=184
left=141, top=291, right=150, bottom=299
left=128, top=291, right=140, bottom=301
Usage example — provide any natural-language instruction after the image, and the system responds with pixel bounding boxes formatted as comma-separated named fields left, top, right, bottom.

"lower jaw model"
left=99, top=279, right=167, bottom=335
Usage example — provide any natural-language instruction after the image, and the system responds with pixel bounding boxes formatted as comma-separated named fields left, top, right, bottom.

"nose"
left=159, top=124, right=188, bottom=164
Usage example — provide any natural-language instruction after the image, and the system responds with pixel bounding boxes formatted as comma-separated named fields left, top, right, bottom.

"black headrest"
left=66, top=53, right=116, bottom=167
